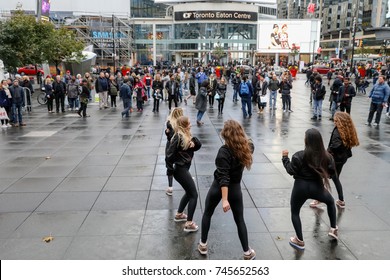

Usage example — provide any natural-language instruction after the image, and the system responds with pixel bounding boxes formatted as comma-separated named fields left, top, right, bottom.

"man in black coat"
left=52, top=75, right=67, bottom=113
left=337, top=77, right=356, bottom=114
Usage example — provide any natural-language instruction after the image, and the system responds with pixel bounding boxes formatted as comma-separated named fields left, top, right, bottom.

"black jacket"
left=327, top=127, right=352, bottom=164
left=337, top=84, right=356, bottom=104
left=166, top=134, right=202, bottom=175
left=52, top=80, right=66, bottom=95
left=312, top=83, right=326, bottom=100
left=282, top=150, right=335, bottom=182
left=330, top=78, right=343, bottom=100
left=214, top=143, right=254, bottom=188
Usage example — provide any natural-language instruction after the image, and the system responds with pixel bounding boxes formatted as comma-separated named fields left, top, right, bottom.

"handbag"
left=0, top=107, right=9, bottom=120
left=260, top=95, right=267, bottom=103
left=214, top=92, right=220, bottom=100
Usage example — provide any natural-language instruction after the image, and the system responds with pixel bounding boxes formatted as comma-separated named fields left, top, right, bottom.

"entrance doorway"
left=182, top=57, right=193, bottom=66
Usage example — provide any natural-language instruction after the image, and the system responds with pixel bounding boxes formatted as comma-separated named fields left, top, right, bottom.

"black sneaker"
left=311, top=116, right=317, bottom=120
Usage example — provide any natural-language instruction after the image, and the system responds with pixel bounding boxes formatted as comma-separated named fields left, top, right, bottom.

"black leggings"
left=332, top=161, right=346, bottom=201
left=208, top=94, right=214, bottom=106
left=174, top=165, right=198, bottom=221
left=110, top=95, right=117, bottom=107
left=291, top=179, right=336, bottom=241
left=201, top=181, right=249, bottom=252
left=217, top=98, right=225, bottom=113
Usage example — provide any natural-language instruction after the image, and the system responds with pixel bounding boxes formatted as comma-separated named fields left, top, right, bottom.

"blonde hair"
left=167, top=107, right=184, bottom=131
left=45, top=78, right=52, bottom=85
left=334, top=112, right=360, bottom=148
left=221, top=120, right=253, bottom=169
left=175, top=116, right=192, bottom=150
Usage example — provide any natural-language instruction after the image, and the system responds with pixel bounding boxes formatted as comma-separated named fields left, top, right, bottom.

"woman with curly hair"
left=310, top=111, right=359, bottom=209
left=164, top=107, right=184, bottom=196
left=198, top=120, right=256, bottom=260
left=166, top=116, right=202, bottom=232
left=282, top=128, right=338, bottom=250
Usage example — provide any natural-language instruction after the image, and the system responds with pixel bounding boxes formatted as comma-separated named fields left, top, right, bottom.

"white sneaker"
left=373, top=123, right=379, bottom=127
left=1, top=124, right=7, bottom=128
left=166, top=187, right=173, bottom=196
left=68, top=108, right=71, bottom=111
left=75, top=107, right=79, bottom=110
left=7, top=124, right=12, bottom=127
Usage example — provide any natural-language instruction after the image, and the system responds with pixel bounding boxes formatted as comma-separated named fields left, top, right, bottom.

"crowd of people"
left=1, top=61, right=389, bottom=257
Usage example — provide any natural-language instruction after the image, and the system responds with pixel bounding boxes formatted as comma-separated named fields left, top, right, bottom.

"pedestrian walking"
left=9, top=79, right=26, bottom=126
left=216, top=76, right=227, bottom=115
left=120, top=77, right=133, bottom=118
left=95, top=72, right=109, bottom=110
left=365, top=75, right=390, bottom=126
left=311, top=76, right=326, bottom=120
left=152, top=73, right=163, bottom=112
left=337, top=77, right=356, bottom=114
left=195, top=79, right=210, bottom=125
left=279, top=76, right=293, bottom=113
left=239, top=76, right=253, bottom=119
left=44, top=77, right=54, bottom=113
left=77, top=79, right=91, bottom=118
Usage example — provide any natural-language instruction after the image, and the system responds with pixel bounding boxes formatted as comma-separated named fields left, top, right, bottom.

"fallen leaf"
left=45, top=157, right=51, bottom=160
left=42, top=235, right=54, bottom=243
left=275, top=236, right=283, bottom=241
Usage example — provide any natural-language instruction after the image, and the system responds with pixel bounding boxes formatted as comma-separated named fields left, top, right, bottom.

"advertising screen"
left=257, top=20, right=320, bottom=53
left=41, top=0, right=51, bottom=21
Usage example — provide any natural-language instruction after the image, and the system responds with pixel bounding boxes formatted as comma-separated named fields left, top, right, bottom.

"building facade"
left=2, top=0, right=323, bottom=67
left=276, top=0, right=390, bottom=62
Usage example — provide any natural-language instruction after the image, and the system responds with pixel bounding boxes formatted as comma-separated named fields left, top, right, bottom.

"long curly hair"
left=167, top=107, right=184, bottom=131
left=220, top=120, right=253, bottom=169
left=304, top=128, right=332, bottom=190
left=175, top=116, right=192, bottom=150
left=334, top=112, right=360, bottom=148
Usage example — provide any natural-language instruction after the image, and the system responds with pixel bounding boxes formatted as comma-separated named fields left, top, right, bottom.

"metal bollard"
left=23, top=87, right=32, bottom=112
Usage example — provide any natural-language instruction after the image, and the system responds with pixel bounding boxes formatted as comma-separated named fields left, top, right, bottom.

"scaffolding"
left=63, top=14, right=135, bottom=69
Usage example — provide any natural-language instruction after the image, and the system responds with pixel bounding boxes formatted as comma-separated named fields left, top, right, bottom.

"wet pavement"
left=0, top=74, right=389, bottom=260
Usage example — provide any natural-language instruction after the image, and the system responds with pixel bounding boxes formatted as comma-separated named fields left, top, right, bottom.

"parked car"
left=17, top=65, right=44, bottom=76
left=311, top=65, right=335, bottom=75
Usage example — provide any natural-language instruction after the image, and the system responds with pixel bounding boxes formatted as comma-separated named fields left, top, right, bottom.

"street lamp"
left=312, top=39, right=317, bottom=65
left=350, top=17, right=357, bottom=71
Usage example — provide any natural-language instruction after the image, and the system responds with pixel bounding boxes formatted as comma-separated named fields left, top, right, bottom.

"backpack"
left=145, top=77, right=151, bottom=86
left=240, top=82, right=249, bottom=95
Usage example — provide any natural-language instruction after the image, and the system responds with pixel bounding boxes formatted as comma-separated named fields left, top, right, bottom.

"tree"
left=0, top=11, right=50, bottom=72
left=212, top=44, right=226, bottom=63
left=0, top=10, right=84, bottom=73
left=43, top=27, right=84, bottom=71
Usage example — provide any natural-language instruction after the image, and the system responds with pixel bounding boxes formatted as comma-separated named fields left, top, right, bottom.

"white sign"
left=257, top=20, right=320, bottom=53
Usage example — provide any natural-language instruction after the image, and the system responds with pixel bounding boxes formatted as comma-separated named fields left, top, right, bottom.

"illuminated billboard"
left=257, top=20, right=321, bottom=53
left=41, top=0, right=51, bottom=21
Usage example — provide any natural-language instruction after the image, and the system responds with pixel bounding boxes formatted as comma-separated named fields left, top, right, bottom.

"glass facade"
left=134, top=22, right=257, bottom=65
left=130, top=0, right=168, bottom=18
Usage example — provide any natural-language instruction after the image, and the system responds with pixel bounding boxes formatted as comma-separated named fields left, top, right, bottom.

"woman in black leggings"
left=166, top=116, right=201, bottom=232
left=198, top=120, right=256, bottom=260
left=282, top=128, right=338, bottom=250
left=164, top=107, right=184, bottom=196
left=310, top=111, right=360, bottom=209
